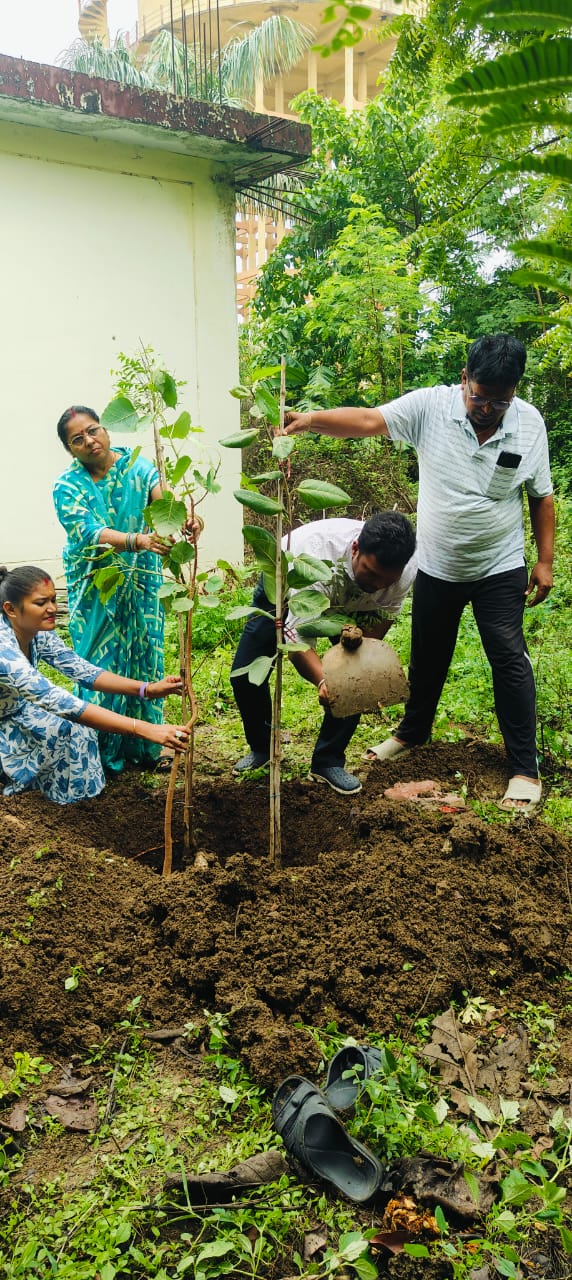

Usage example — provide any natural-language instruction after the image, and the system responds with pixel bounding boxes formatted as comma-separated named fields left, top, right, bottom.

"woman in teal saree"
left=53, top=406, right=170, bottom=772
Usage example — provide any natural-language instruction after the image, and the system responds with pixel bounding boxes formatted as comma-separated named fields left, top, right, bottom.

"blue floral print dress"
left=0, top=617, right=105, bottom=804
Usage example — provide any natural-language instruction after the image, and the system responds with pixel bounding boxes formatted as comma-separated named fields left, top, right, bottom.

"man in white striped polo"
left=284, top=335, right=555, bottom=813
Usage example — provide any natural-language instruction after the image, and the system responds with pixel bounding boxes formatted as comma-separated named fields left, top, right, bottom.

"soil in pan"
left=1, top=739, right=571, bottom=1091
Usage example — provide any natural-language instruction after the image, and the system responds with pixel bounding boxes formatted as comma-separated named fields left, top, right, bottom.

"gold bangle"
left=132, top=718, right=137, bottom=736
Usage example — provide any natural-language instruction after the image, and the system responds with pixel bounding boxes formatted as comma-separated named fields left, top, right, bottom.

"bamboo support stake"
left=269, top=356, right=287, bottom=869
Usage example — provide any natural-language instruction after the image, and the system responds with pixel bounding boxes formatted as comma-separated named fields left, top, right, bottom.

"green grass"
left=2, top=1001, right=571, bottom=1279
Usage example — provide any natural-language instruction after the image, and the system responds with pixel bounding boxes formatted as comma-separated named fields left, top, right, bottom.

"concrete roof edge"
left=0, top=54, right=312, bottom=173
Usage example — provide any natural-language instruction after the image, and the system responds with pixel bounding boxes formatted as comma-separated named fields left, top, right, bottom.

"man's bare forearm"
left=285, top=407, right=388, bottom=438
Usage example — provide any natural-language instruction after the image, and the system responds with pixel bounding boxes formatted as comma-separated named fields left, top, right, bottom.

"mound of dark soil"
left=1, top=740, right=570, bottom=1088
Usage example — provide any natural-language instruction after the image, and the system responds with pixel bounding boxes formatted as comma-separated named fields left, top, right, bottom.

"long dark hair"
left=56, top=405, right=100, bottom=452
left=0, top=566, right=52, bottom=609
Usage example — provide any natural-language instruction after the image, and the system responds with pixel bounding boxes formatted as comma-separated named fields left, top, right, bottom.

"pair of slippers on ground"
left=272, top=1045, right=384, bottom=1203
left=365, top=737, right=542, bottom=815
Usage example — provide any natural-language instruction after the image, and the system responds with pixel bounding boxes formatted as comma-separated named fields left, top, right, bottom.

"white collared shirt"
left=379, top=385, right=553, bottom=581
left=283, top=518, right=417, bottom=643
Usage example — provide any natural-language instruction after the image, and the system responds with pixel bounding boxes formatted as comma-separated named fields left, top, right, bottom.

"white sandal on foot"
left=499, top=777, right=542, bottom=815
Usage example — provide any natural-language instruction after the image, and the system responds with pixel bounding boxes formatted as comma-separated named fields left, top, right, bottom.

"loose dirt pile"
left=1, top=740, right=570, bottom=1088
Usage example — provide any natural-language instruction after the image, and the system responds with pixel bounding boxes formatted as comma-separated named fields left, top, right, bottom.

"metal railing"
left=125, top=0, right=224, bottom=104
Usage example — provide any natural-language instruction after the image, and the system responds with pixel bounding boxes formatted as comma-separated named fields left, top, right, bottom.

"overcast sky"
left=0, top=1, right=137, bottom=66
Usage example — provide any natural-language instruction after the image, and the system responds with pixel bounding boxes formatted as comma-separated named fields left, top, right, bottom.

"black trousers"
left=230, top=579, right=360, bottom=769
left=395, top=566, right=538, bottom=778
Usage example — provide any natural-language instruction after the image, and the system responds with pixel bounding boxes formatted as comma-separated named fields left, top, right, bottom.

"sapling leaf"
left=127, top=445, right=143, bottom=467
left=403, top=1244, right=430, bottom=1258
left=279, top=641, right=310, bottom=653
left=253, top=383, right=280, bottom=426
left=233, top=489, right=284, bottom=516
left=232, top=655, right=276, bottom=685
left=197, top=595, right=221, bottom=609
left=171, top=597, right=194, bottom=613
left=155, top=370, right=178, bottom=408
left=168, top=541, right=195, bottom=566
left=157, top=582, right=180, bottom=599
left=243, top=525, right=277, bottom=565
left=229, top=383, right=252, bottom=398
left=217, top=558, right=241, bottom=580
left=170, top=455, right=192, bottom=486
left=146, top=493, right=187, bottom=536
left=263, top=571, right=277, bottom=604
left=160, top=410, right=192, bottom=439
left=205, top=574, right=224, bottom=593
left=239, top=473, right=263, bottom=491
left=250, top=470, right=282, bottom=483
left=220, top=428, right=261, bottom=448
left=226, top=606, right=274, bottom=620
left=296, top=479, right=351, bottom=509
left=100, top=395, right=143, bottom=433
left=289, top=588, right=331, bottom=620
left=288, top=553, right=333, bottom=586
left=94, top=566, right=124, bottom=605
left=560, top=1226, right=572, bottom=1254
left=272, top=435, right=295, bottom=459
left=297, top=613, right=348, bottom=638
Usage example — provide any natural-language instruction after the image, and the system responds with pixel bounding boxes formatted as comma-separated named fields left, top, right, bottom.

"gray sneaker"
left=233, top=750, right=271, bottom=775
left=310, top=766, right=362, bottom=795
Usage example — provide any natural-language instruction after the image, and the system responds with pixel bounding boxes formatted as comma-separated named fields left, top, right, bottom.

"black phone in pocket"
left=496, top=451, right=521, bottom=469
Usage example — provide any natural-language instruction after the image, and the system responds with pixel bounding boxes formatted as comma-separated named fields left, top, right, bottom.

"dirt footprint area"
left=1, top=739, right=570, bottom=1089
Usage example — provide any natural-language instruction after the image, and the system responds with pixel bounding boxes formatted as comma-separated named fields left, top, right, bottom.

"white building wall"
left=0, top=121, right=242, bottom=585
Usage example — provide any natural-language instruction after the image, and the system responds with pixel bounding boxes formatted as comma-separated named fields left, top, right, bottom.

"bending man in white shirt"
left=231, top=512, right=417, bottom=796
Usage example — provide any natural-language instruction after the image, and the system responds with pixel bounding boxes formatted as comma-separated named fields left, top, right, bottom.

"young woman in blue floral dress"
left=0, top=566, right=190, bottom=804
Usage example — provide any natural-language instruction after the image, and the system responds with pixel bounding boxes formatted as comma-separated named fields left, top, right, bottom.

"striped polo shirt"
left=379, top=385, right=553, bottom=582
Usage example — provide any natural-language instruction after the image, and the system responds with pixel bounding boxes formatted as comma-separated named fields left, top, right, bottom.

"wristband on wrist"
left=317, top=678, right=327, bottom=691
left=138, top=683, right=148, bottom=700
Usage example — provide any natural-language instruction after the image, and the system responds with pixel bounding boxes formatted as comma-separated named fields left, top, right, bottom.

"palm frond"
left=236, top=168, right=312, bottom=221
left=58, top=36, right=152, bottom=88
left=501, top=152, right=572, bottom=183
left=511, top=267, right=572, bottom=294
left=221, top=16, right=313, bottom=105
left=480, top=102, right=572, bottom=132
left=512, top=238, right=572, bottom=267
left=447, top=37, right=572, bottom=106
left=464, top=0, right=572, bottom=32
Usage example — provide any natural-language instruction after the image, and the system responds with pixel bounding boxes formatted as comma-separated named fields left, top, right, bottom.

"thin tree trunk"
left=269, top=356, right=287, bottom=869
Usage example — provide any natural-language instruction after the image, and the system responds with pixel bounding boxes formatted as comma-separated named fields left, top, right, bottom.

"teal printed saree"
left=53, top=448, right=164, bottom=772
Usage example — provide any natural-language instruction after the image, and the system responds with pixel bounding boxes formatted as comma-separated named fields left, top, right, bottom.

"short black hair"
left=357, top=511, right=416, bottom=570
left=466, top=335, right=526, bottom=386
left=0, top=565, right=53, bottom=609
left=56, top=405, right=100, bottom=452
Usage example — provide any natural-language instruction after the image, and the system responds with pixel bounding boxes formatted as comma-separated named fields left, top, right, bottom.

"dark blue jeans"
left=230, top=579, right=360, bottom=769
left=395, top=566, right=538, bottom=778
